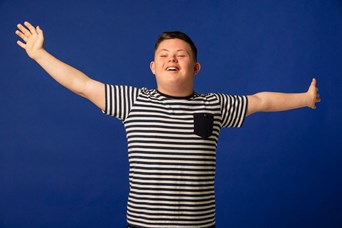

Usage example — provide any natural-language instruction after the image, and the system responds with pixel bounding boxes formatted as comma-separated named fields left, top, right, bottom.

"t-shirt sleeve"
left=214, top=93, right=248, bottom=128
left=102, top=84, right=140, bottom=121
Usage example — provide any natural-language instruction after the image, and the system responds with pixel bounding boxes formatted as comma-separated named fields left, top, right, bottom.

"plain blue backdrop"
left=1, top=0, right=341, bottom=227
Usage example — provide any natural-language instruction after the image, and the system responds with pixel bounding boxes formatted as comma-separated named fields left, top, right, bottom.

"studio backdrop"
left=1, top=0, right=341, bottom=227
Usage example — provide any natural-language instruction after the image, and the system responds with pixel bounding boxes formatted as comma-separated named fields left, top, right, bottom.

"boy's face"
left=150, top=38, right=201, bottom=96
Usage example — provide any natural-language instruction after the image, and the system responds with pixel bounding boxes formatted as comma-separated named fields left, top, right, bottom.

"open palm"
left=16, top=21, right=44, bottom=60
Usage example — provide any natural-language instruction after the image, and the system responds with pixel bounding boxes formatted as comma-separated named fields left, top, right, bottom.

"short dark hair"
left=154, top=31, right=198, bottom=62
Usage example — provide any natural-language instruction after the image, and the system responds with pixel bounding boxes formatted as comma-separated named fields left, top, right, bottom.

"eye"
left=177, top=52, right=188, bottom=58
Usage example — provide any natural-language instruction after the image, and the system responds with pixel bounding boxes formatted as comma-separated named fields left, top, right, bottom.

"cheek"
left=152, top=63, right=165, bottom=75
left=151, top=62, right=162, bottom=74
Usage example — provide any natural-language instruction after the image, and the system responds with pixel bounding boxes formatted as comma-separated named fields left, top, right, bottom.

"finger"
left=15, top=30, right=27, bottom=42
left=311, top=78, right=317, bottom=87
left=36, top=26, right=44, bottom=37
left=17, top=40, right=26, bottom=49
left=24, top=21, right=37, bottom=35
left=17, top=23, right=31, bottom=37
left=36, top=26, right=42, bottom=33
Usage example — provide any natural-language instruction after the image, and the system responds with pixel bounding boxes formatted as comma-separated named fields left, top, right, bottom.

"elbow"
left=72, top=79, right=91, bottom=99
left=255, top=92, right=271, bottom=111
left=248, top=92, right=271, bottom=115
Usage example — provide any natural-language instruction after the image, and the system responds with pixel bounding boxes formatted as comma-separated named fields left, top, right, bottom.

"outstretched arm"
left=16, top=21, right=105, bottom=110
left=246, top=79, right=320, bottom=116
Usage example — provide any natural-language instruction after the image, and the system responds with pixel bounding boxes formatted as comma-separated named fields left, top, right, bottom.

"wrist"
left=304, top=91, right=313, bottom=109
left=31, top=48, right=47, bottom=61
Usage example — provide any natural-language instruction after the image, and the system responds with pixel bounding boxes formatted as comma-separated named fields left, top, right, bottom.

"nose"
left=168, top=54, right=178, bottom=62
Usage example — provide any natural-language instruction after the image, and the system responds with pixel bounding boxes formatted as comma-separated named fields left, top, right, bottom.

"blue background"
left=1, top=0, right=341, bottom=227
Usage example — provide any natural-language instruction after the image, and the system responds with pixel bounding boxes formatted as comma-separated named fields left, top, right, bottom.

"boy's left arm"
left=246, top=79, right=320, bottom=117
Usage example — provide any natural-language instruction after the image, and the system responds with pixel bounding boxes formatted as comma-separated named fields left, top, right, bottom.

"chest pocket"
left=193, top=113, right=214, bottom=139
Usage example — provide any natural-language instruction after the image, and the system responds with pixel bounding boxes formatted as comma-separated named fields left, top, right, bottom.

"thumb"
left=310, top=78, right=317, bottom=87
left=36, top=26, right=44, bottom=36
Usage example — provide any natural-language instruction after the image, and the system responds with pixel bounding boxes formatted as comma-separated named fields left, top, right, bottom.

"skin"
left=16, top=22, right=105, bottom=110
left=16, top=21, right=320, bottom=116
left=150, top=38, right=201, bottom=97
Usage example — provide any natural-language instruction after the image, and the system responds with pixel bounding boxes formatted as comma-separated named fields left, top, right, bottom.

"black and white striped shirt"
left=103, top=85, right=248, bottom=228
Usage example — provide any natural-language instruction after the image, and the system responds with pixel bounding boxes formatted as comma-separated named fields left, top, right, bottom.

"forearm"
left=16, top=21, right=106, bottom=110
left=34, top=49, right=91, bottom=98
left=254, top=92, right=309, bottom=112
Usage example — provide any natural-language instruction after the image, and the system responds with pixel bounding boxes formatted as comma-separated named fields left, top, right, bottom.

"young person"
left=16, top=21, right=320, bottom=228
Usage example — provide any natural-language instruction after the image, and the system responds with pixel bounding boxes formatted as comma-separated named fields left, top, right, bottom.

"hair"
left=154, top=31, right=198, bottom=62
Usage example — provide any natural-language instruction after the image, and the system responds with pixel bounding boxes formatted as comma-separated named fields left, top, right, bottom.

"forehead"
left=156, top=38, right=192, bottom=52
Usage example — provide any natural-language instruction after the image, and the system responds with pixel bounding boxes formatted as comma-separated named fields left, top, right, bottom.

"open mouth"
left=166, top=66, right=179, bottom=72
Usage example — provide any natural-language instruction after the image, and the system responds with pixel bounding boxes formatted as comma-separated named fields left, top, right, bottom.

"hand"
left=16, top=21, right=45, bottom=60
left=306, top=78, right=321, bottom=109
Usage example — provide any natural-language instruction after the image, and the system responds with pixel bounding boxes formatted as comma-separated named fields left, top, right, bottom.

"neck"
left=157, top=86, right=194, bottom=98
left=157, top=89, right=194, bottom=99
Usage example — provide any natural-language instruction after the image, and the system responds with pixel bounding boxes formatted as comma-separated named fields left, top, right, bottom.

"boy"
left=16, top=21, right=320, bottom=228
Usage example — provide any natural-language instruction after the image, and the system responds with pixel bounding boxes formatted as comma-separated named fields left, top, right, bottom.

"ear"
left=150, top=61, right=156, bottom=75
left=194, top=63, right=201, bottom=76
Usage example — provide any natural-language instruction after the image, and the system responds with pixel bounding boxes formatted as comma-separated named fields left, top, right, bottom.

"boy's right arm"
left=16, top=21, right=105, bottom=111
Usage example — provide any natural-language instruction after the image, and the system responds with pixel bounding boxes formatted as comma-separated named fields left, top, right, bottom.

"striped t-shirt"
left=103, top=85, right=248, bottom=228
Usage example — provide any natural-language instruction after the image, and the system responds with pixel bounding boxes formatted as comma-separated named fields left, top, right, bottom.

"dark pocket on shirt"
left=193, top=113, right=214, bottom=139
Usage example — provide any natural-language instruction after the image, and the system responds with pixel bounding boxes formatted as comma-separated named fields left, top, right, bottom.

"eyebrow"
left=158, top=49, right=190, bottom=54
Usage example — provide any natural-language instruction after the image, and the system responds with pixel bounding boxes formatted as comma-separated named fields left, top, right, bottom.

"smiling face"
left=150, top=38, right=201, bottom=97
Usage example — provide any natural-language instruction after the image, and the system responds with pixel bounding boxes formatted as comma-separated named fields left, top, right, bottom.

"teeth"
left=167, top=67, right=178, bottom=71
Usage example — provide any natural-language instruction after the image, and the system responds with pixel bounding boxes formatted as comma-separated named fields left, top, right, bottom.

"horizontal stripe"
left=127, top=214, right=215, bottom=225
left=127, top=203, right=215, bottom=213
left=129, top=190, right=214, bottom=198
left=127, top=209, right=215, bottom=220
left=130, top=171, right=215, bottom=178
left=104, top=85, right=247, bottom=227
